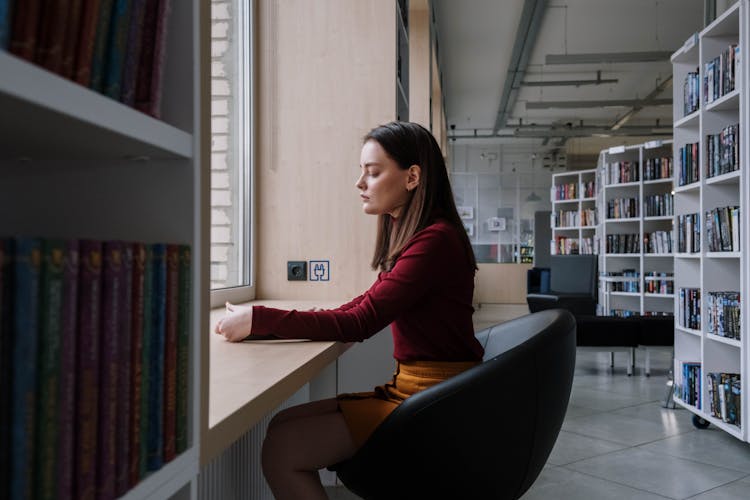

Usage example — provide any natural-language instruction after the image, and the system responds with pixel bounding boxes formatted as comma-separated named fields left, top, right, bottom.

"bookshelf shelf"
left=644, top=215, right=674, bottom=221
left=611, top=292, right=640, bottom=297
left=671, top=3, right=747, bottom=443
left=605, top=218, right=641, bottom=223
left=644, top=253, right=675, bottom=257
left=604, top=181, right=641, bottom=189
left=674, top=110, right=700, bottom=129
left=0, top=51, right=193, bottom=160
left=645, top=293, right=675, bottom=298
left=643, top=178, right=675, bottom=185
left=551, top=169, right=597, bottom=255
left=705, top=169, right=741, bottom=185
left=645, top=276, right=674, bottom=281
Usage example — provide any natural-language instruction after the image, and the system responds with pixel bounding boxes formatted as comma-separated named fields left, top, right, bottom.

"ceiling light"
left=526, top=191, right=542, bottom=202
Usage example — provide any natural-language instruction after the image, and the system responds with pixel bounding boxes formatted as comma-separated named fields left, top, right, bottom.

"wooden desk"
left=203, top=300, right=351, bottom=463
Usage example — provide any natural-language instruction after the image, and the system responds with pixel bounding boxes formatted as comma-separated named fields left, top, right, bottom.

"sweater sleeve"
left=251, top=226, right=449, bottom=342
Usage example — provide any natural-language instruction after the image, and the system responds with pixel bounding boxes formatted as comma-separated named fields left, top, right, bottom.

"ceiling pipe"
left=522, top=70, right=618, bottom=87
left=526, top=98, right=672, bottom=109
left=611, top=75, right=673, bottom=130
left=545, top=51, right=673, bottom=64
left=492, top=0, right=548, bottom=134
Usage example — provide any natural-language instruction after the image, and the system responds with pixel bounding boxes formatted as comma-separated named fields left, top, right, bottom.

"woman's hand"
left=214, top=301, right=253, bottom=342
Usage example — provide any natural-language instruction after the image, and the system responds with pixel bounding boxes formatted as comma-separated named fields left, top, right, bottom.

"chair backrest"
left=549, top=254, right=597, bottom=295
left=332, top=309, right=577, bottom=500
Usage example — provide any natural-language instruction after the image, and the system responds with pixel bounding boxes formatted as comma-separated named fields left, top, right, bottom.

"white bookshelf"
left=596, top=140, right=675, bottom=318
left=671, top=0, right=747, bottom=442
left=0, top=1, right=207, bottom=497
left=550, top=169, right=598, bottom=256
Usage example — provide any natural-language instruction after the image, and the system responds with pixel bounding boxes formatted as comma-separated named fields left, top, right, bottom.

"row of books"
left=0, top=238, right=191, bottom=500
left=604, top=161, right=639, bottom=185
left=606, top=233, right=640, bottom=254
left=678, top=288, right=701, bottom=331
left=706, top=373, right=741, bottom=427
left=677, top=213, right=701, bottom=253
left=676, top=361, right=702, bottom=408
left=678, top=142, right=700, bottom=186
left=609, top=309, right=640, bottom=318
left=582, top=180, right=596, bottom=198
left=0, top=0, right=172, bottom=119
left=705, top=206, right=740, bottom=252
left=605, top=280, right=639, bottom=293
left=706, top=124, right=739, bottom=179
left=704, top=44, right=739, bottom=105
left=643, top=156, right=673, bottom=181
left=644, top=193, right=673, bottom=217
left=644, top=279, right=673, bottom=295
left=706, top=291, right=741, bottom=340
left=580, top=208, right=596, bottom=227
left=551, top=236, right=595, bottom=255
left=553, top=210, right=580, bottom=228
left=607, top=197, right=638, bottom=219
left=644, top=230, right=673, bottom=255
left=683, top=70, right=700, bottom=116
left=552, top=182, right=579, bottom=201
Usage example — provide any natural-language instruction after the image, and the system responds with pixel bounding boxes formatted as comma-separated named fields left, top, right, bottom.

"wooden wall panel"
left=255, top=0, right=396, bottom=300
left=474, top=263, right=531, bottom=304
left=408, top=0, right=430, bottom=128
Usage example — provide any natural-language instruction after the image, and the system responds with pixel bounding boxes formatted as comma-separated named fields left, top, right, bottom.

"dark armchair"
left=330, top=309, right=577, bottom=499
left=526, top=254, right=598, bottom=316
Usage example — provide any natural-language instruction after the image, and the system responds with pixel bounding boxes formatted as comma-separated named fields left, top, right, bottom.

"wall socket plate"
left=287, top=261, right=307, bottom=281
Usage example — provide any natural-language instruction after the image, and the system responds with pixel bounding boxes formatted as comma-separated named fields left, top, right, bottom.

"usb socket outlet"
left=287, top=261, right=307, bottom=281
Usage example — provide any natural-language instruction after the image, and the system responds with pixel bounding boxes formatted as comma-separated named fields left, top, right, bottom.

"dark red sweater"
left=251, top=220, right=483, bottom=362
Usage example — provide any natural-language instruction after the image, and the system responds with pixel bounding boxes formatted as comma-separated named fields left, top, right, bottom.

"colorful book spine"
left=76, top=240, right=103, bottom=500
left=35, top=240, right=65, bottom=500
left=115, top=243, right=133, bottom=496
left=163, top=244, right=179, bottom=462
left=138, top=243, right=153, bottom=479
left=10, top=238, right=41, bottom=500
left=0, top=0, right=13, bottom=49
left=34, top=0, right=71, bottom=74
left=59, top=0, right=84, bottom=79
left=96, top=241, right=122, bottom=500
left=136, top=0, right=171, bottom=118
left=147, top=243, right=166, bottom=470
left=88, top=0, right=114, bottom=91
left=56, top=240, right=79, bottom=500
left=73, top=0, right=102, bottom=86
left=120, top=0, right=148, bottom=106
left=0, top=239, right=11, bottom=500
left=102, top=0, right=132, bottom=100
left=129, top=243, right=146, bottom=486
left=9, top=0, right=41, bottom=61
left=175, top=245, right=191, bottom=454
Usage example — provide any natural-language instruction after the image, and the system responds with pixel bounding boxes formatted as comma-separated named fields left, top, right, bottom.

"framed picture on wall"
left=463, top=222, right=474, bottom=236
left=487, top=217, right=506, bottom=231
left=457, top=206, right=474, bottom=220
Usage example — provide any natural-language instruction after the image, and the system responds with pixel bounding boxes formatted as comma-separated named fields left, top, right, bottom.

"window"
left=210, top=0, right=254, bottom=306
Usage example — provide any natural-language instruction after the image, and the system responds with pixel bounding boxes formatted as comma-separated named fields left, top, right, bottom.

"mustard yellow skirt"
left=337, top=360, right=480, bottom=448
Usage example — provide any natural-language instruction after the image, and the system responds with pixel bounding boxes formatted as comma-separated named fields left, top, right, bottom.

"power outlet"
left=287, top=261, right=307, bottom=281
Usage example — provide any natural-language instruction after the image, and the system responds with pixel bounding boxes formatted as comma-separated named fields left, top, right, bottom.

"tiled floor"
left=326, top=305, right=750, bottom=500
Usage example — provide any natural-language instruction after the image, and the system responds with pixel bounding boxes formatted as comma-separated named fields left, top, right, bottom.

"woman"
left=215, top=121, right=482, bottom=499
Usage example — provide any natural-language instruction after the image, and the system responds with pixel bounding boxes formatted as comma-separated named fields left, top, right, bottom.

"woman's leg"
left=262, top=399, right=357, bottom=500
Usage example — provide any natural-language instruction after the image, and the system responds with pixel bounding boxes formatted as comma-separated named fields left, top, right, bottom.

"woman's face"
left=356, top=140, right=412, bottom=218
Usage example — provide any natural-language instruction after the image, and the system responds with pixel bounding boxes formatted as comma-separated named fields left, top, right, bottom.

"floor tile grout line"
left=682, top=476, right=750, bottom=499
left=557, top=465, right=678, bottom=499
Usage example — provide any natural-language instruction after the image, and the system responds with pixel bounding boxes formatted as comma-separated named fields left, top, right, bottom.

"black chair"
left=527, top=254, right=598, bottom=316
left=330, top=309, right=577, bottom=500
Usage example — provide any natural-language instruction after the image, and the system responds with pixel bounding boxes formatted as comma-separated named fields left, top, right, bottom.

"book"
left=102, top=0, right=132, bottom=100
left=96, top=241, right=122, bottom=500
left=10, top=238, right=41, bottom=500
left=76, top=240, right=103, bottom=500
left=175, top=245, right=191, bottom=454
left=136, top=0, right=171, bottom=118
left=73, top=0, right=102, bottom=86
left=138, top=243, right=154, bottom=479
left=115, top=243, right=133, bottom=496
left=120, top=0, right=148, bottom=106
left=59, top=0, right=84, bottom=79
left=9, top=0, right=41, bottom=61
left=163, top=244, right=179, bottom=462
left=0, top=0, right=13, bottom=49
left=56, top=240, right=79, bottom=500
left=129, top=243, right=146, bottom=486
left=35, top=240, right=65, bottom=500
left=147, top=243, right=166, bottom=471
left=0, top=239, right=11, bottom=500
left=88, top=0, right=114, bottom=92
left=34, top=0, right=71, bottom=74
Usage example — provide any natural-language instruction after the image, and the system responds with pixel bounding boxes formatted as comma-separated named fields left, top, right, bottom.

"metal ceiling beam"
left=448, top=126, right=671, bottom=140
left=611, top=75, right=673, bottom=130
left=526, top=98, right=671, bottom=109
left=522, top=71, right=618, bottom=87
left=492, top=0, right=548, bottom=134
left=545, top=51, right=673, bottom=64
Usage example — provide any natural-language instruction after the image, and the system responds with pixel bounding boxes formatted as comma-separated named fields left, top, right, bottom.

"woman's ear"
left=406, top=164, right=421, bottom=191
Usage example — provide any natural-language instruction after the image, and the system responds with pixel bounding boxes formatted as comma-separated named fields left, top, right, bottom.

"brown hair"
left=364, top=121, right=477, bottom=272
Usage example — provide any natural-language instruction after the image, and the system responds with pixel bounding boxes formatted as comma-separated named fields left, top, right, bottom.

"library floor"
left=325, top=305, right=750, bottom=500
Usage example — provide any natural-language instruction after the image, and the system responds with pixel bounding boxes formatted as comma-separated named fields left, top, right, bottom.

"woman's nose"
left=355, top=174, right=365, bottom=190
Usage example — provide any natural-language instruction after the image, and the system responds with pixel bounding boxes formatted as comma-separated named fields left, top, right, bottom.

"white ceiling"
left=433, top=0, right=705, bottom=155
